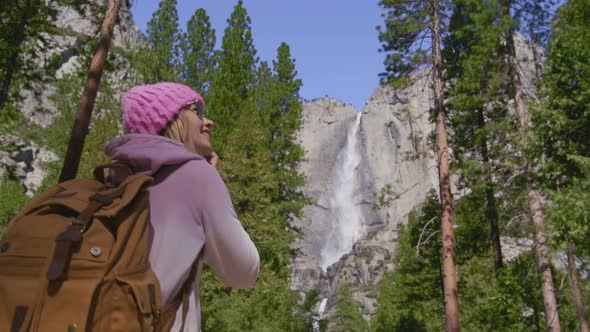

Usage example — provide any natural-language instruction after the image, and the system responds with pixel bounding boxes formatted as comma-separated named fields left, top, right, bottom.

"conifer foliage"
left=330, top=283, right=369, bottom=332
left=132, top=1, right=309, bottom=330
left=371, top=191, right=444, bottom=332
left=136, top=0, right=182, bottom=82
left=534, top=0, right=590, bottom=329
left=207, top=0, right=258, bottom=153
left=445, top=0, right=512, bottom=271
left=182, top=8, right=216, bottom=96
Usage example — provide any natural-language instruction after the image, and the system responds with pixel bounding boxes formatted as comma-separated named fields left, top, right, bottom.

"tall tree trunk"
left=432, top=1, right=460, bottom=331
left=527, top=184, right=561, bottom=332
left=484, top=170, right=502, bottom=271
left=477, top=108, right=503, bottom=271
left=567, top=243, right=590, bottom=332
left=59, top=0, right=120, bottom=182
left=0, top=44, right=21, bottom=109
left=504, top=8, right=561, bottom=331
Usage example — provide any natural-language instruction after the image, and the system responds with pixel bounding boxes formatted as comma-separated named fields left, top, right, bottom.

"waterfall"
left=312, top=298, right=328, bottom=332
left=319, top=112, right=364, bottom=270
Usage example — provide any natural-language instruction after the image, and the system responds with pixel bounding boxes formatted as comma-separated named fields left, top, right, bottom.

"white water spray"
left=320, top=112, right=365, bottom=270
left=312, top=298, right=328, bottom=332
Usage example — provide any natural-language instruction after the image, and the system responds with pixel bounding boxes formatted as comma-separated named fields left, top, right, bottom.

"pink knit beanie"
left=122, top=82, right=205, bottom=135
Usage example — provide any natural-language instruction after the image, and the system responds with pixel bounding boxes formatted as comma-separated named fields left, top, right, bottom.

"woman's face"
left=185, top=103, right=215, bottom=157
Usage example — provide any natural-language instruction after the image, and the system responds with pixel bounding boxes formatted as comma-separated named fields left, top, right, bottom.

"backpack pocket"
left=91, top=270, right=162, bottom=332
left=0, top=237, right=50, bottom=331
left=0, top=276, right=37, bottom=332
left=0, top=237, right=110, bottom=332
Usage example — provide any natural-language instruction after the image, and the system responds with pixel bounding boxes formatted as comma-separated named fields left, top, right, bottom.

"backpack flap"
left=46, top=175, right=153, bottom=217
left=94, top=174, right=153, bottom=218
left=32, top=175, right=153, bottom=219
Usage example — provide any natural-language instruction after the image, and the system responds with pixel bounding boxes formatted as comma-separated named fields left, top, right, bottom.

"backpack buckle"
left=71, top=219, right=89, bottom=233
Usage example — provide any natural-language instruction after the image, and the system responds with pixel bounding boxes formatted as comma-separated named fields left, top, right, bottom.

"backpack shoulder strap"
left=93, top=163, right=133, bottom=185
left=178, top=254, right=202, bottom=331
left=156, top=250, right=203, bottom=331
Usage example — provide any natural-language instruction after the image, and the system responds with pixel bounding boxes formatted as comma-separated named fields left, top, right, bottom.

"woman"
left=105, top=82, right=260, bottom=331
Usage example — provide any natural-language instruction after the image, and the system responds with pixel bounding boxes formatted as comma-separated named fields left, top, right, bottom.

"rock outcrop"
left=0, top=134, right=58, bottom=195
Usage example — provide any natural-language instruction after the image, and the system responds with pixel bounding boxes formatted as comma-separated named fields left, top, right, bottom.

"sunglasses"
left=185, top=100, right=205, bottom=120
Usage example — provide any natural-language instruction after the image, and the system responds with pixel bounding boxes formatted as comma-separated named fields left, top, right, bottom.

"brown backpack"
left=0, top=164, right=197, bottom=332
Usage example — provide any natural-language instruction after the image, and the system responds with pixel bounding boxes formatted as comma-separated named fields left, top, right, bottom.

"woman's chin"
left=196, top=145, right=214, bottom=158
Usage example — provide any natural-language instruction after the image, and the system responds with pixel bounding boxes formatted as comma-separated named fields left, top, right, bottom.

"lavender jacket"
left=105, top=134, right=260, bottom=332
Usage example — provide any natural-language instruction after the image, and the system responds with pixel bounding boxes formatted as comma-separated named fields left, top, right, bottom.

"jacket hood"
left=105, top=134, right=201, bottom=176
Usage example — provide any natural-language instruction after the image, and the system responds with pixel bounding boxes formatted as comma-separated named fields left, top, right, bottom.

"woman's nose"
left=204, top=117, right=215, bottom=127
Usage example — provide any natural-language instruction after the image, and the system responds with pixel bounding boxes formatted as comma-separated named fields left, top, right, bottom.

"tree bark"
left=527, top=185, right=561, bottom=332
left=567, top=243, right=590, bottom=332
left=477, top=108, right=503, bottom=271
left=486, top=183, right=502, bottom=271
left=59, top=0, right=120, bottom=182
left=432, top=1, right=460, bottom=331
left=504, top=7, right=561, bottom=331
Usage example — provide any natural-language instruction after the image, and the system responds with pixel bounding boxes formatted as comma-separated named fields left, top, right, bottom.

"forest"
left=0, top=0, right=589, bottom=331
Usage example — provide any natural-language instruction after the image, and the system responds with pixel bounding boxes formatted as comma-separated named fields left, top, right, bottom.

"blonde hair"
left=161, top=108, right=199, bottom=154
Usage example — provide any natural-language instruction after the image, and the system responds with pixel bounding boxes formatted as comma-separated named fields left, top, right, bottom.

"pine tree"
left=459, top=252, right=547, bottom=330
left=445, top=0, right=512, bottom=271
left=534, top=2, right=590, bottom=329
left=181, top=8, right=216, bottom=96
left=546, top=174, right=590, bottom=332
left=377, top=1, right=460, bottom=329
left=135, top=0, right=181, bottom=83
left=207, top=0, right=258, bottom=155
left=330, top=283, right=368, bottom=332
left=533, top=0, right=590, bottom=184
left=270, top=42, right=306, bottom=219
left=251, top=60, right=274, bottom=120
left=500, top=0, right=562, bottom=329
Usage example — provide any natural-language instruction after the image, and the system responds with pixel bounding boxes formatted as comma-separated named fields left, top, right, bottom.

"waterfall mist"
left=319, top=112, right=365, bottom=270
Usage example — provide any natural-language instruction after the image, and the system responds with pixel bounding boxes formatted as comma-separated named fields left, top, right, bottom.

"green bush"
left=0, top=179, right=30, bottom=236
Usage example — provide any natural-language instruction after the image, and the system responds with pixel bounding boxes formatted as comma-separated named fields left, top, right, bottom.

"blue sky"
left=130, top=1, right=384, bottom=111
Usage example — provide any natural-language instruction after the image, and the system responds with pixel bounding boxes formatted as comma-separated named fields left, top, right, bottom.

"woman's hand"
left=207, top=151, right=219, bottom=168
